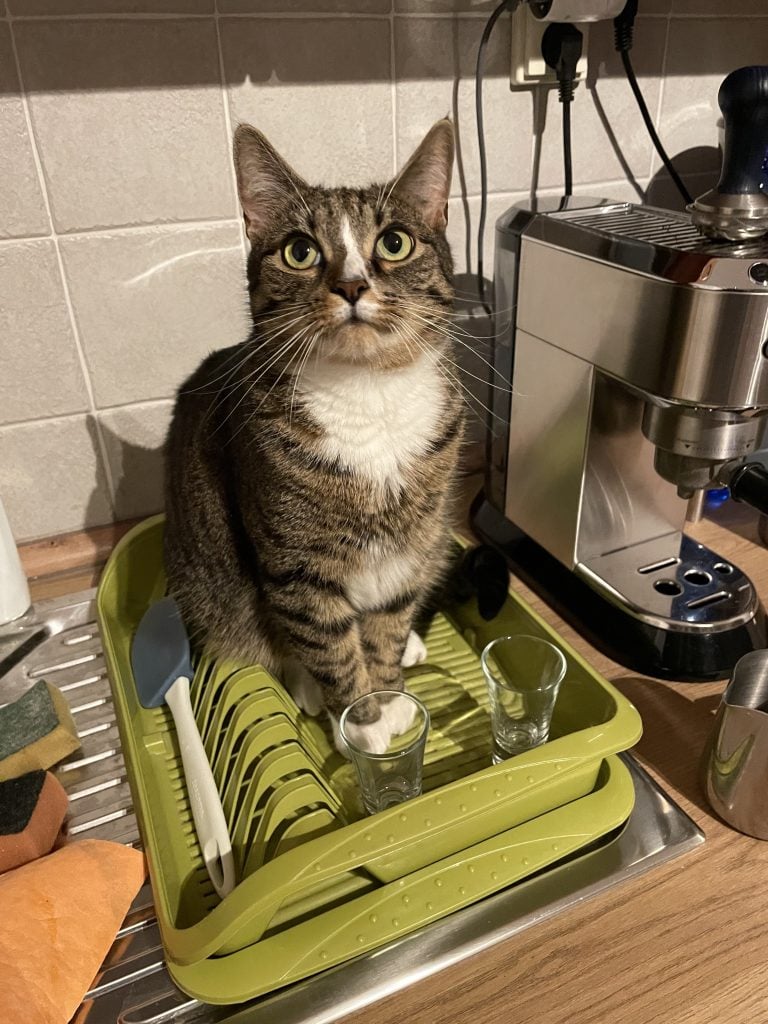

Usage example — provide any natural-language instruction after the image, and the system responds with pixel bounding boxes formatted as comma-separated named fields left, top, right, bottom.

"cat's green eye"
left=375, top=229, right=414, bottom=263
left=282, top=236, right=321, bottom=270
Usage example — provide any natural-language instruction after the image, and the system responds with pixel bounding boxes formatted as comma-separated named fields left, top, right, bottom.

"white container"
left=0, top=496, right=30, bottom=624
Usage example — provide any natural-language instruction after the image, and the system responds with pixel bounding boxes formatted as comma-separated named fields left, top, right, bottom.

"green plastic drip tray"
left=97, top=515, right=642, bottom=1004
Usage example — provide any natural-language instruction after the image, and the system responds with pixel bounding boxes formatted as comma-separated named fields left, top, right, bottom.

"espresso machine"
left=473, top=66, right=768, bottom=680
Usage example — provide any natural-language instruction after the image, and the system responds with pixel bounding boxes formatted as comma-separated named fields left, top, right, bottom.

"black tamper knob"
left=689, top=65, right=768, bottom=241
left=717, top=65, right=768, bottom=196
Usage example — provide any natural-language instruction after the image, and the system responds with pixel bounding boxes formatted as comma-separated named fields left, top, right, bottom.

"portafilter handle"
left=689, top=66, right=768, bottom=241
left=729, top=463, right=768, bottom=518
left=718, top=452, right=768, bottom=518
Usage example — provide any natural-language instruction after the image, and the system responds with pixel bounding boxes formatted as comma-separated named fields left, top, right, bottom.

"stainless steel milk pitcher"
left=703, top=650, right=768, bottom=840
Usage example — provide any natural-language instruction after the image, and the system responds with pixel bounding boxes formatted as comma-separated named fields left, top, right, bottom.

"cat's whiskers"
left=393, top=326, right=480, bottom=452
left=189, top=306, right=310, bottom=407
left=288, top=333, right=318, bottom=427
left=389, top=302, right=512, bottom=385
left=198, top=345, right=277, bottom=427
left=421, top=285, right=518, bottom=324
left=388, top=306, right=511, bottom=395
left=253, top=311, right=315, bottom=349
left=390, top=315, right=507, bottom=430
left=382, top=290, right=514, bottom=325
left=212, top=322, right=314, bottom=436
left=391, top=298, right=513, bottom=344
left=251, top=322, right=317, bottom=416
left=425, top=351, right=507, bottom=433
left=220, top=331, right=313, bottom=445
left=213, top=327, right=301, bottom=397
left=424, top=348, right=511, bottom=429
left=203, top=311, right=315, bottom=424
left=210, top=341, right=296, bottom=436
left=449, top=287, right=518, bottom=315
left=245, top=324, right=314, bottom=392
left=436, top=354, right=512, bottom=394
left=393, top=324, right=469, bottom=413
left=440, top=337, right=513, bottom=388
left=253, top=302, right=309, bottom=329
left=416, top=307, right=516, bottom=341
left=181, top=340, right=258, bottom=396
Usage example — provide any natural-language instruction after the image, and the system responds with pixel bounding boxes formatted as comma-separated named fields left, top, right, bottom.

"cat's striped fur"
left=164, top=120, right=463, bottom=754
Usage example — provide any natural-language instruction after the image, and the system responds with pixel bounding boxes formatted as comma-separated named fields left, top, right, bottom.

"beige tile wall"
left=1, top=0, right=766, bottom=540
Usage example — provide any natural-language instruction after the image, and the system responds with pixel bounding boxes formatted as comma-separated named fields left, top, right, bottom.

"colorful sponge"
left=0, top=770, right=68, bottom=874
left=0, top=679, right=80, bottom=782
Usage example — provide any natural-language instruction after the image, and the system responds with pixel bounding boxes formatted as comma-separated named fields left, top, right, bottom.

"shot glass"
left=481, top=634, right=567, bottom=763
left=339, top=691, right=430, bottom=815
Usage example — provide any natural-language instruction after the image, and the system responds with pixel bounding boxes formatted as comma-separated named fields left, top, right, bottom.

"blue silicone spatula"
left=131, top=597, right=235, bottom=898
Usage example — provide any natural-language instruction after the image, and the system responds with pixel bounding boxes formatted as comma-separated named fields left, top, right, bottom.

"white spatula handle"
left=165, top=675, right=235, bottom=898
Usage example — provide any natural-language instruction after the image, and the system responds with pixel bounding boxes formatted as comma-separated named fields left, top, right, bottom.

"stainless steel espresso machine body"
left=473, top=65, right=768, bottom=680
left=472, top=197, right=768, bottom=679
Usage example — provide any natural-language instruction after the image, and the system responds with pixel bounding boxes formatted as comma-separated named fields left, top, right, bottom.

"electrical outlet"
left=510, top=5, right=589, bottom=87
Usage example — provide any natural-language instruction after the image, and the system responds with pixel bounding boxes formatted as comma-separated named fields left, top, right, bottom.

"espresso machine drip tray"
left=0, top=590, right=703, bottom=1024
left=578, top=533, right=757, bottom=634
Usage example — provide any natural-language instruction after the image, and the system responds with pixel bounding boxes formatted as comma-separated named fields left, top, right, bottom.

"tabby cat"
left=164, top=119, right=464, bottom=754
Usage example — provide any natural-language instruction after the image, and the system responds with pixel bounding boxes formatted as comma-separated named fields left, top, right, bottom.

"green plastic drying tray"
left=97, top=515, right=642, bottom=1004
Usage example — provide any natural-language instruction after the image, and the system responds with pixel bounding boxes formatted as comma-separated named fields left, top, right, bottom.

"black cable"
left=562, top=97, right=573, bottom=197
left=620, top=50, right=692, bottom=205
left=541, top=23, right=582, bottom=202
left=475, top=0, right=518, bottom=314
left=614, top=1, right=692, bottom=206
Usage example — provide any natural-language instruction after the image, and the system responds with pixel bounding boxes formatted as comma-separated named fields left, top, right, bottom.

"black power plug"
left=614, top=0, right=638, bottom=54
left=541, top=22, right=583, bottom=105
left=541, top=23, right=583, bottom=198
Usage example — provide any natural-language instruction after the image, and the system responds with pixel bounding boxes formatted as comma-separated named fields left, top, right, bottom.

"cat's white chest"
left=346, top=545, right=415, bottom=612
left=299, top=353, right=444, bottom=491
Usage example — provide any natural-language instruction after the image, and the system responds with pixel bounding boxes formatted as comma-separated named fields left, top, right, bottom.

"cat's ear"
left=389, top=118, right=454, bottom=231
left=233, top=124, right=309, bottom=242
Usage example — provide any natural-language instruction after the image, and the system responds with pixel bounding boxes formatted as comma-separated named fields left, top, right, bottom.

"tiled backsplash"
left=1, top=0, right=766, bottom=540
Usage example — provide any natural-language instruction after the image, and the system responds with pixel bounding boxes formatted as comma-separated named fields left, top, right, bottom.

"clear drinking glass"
left=339, top=691, right=430, bottom=815
left=481, top=634, right=567, bottom=764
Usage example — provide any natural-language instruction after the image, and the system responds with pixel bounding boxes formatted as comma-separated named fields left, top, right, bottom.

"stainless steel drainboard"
left=0, top=590, right=704, bottom=1024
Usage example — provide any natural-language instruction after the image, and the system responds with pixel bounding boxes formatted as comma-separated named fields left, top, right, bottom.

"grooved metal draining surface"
left=0, top=590, right=704, bottom=1024
left=0, top=591, right=201, bottom=1024
left=566, top=206, right=768, bottom=257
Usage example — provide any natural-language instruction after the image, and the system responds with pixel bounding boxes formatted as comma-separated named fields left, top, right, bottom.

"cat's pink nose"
left=332, top=279, right=368, bottom=305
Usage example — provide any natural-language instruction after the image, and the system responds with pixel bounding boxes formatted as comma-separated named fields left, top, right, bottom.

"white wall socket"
left=509, top=5, right=589, bottom=88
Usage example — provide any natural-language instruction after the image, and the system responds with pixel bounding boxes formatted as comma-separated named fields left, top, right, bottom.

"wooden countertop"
left=21, top=497, right=768, bottom=1024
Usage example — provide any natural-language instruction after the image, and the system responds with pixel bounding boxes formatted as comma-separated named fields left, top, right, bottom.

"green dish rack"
left=97, top=516, right=642, bottom=1005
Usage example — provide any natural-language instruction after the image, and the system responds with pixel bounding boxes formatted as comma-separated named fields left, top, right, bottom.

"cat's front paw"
left=282, top=659, right=324, bottom=716
left=401, top=630, right=428, bottom=667
left=380, top=691, right=418, bottom=736
left=330, top=711, right=391, bottom=757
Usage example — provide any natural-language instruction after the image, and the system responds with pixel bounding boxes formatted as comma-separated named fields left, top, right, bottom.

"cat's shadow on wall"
left=86, top=416, right=166, bottom=527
